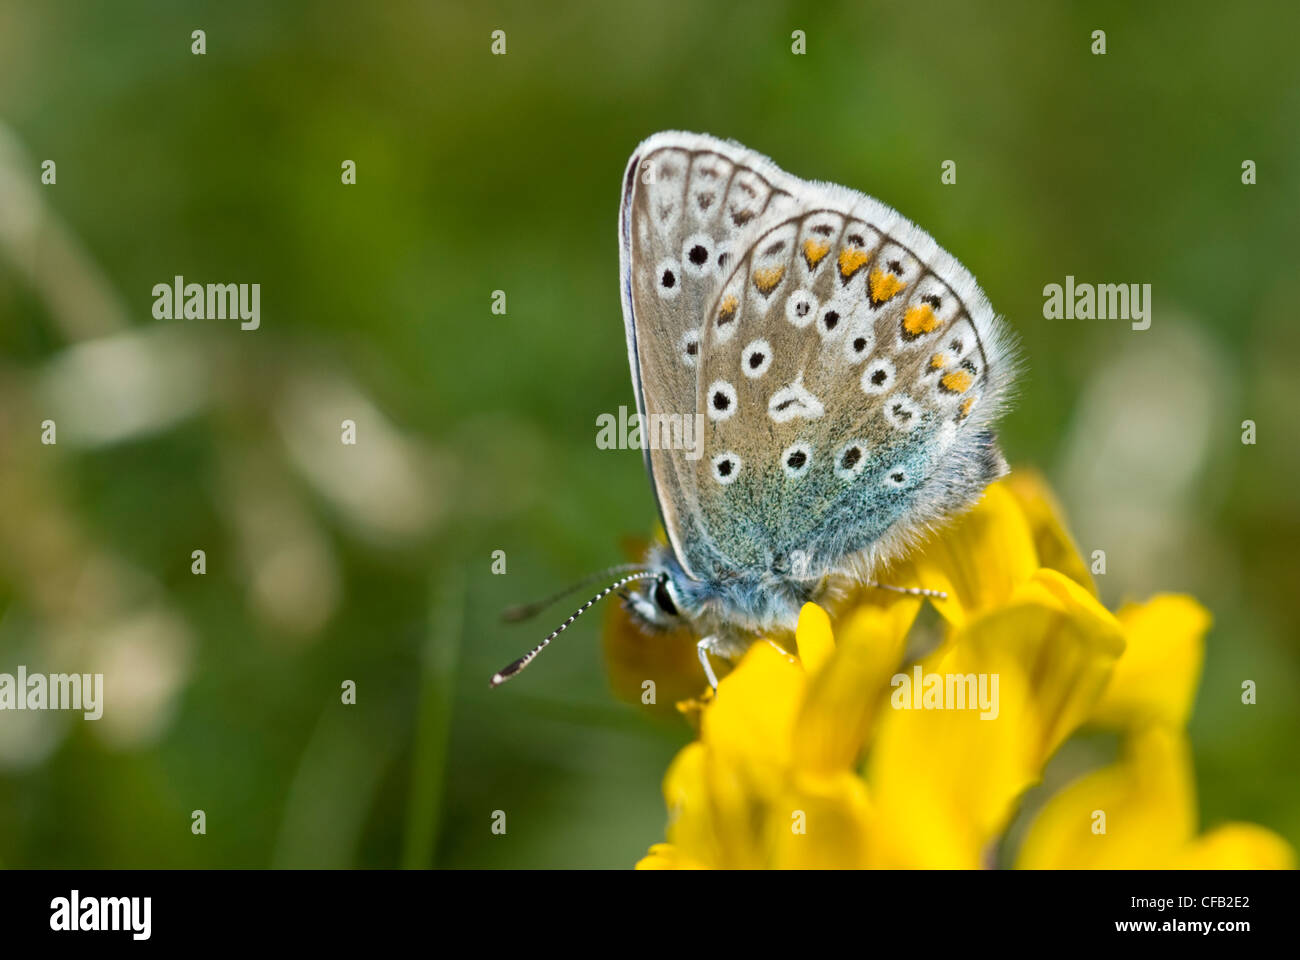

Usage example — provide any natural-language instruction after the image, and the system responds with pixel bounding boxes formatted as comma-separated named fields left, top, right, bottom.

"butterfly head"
left=618, top=544, right=697, bottom=631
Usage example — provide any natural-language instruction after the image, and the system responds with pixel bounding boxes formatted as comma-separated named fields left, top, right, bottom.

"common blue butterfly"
left=492, top=132, right=1016, bottom=690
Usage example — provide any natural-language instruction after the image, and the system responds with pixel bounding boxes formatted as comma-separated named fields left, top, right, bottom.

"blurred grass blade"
left=401, top=565, right=464, bottom=868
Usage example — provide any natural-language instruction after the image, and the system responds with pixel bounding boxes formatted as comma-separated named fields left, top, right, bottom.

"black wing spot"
left=689, top=244, right=708, bottom=265
left=922, top=294, right=942, bottom=308
left=713, top=391, right=731, bottom=411
left=887, top=259, right=904, bottom=274
left=841, top=446, right=862, bottom=470
left=661, top=269, right=676, bottom=288
left=787, top=450, right=807, bottom=469
left=823, top=310, right=840, bottom=330
left=853, top=337, right=868, bottom=353
left=871, top=369, right=887, bottom=385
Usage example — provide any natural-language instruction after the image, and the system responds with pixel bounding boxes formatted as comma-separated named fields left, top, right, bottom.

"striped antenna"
left=500, top=563, right=651, bottom=623
left=490, top=571, right=662, bottom=689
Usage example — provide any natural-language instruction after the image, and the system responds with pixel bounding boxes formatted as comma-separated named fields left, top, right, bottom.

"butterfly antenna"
left=867, top=582, right=948, bottom=600
left=490, top=571, right=661, bottom=689
left=500, top=563, right=651, bottom=623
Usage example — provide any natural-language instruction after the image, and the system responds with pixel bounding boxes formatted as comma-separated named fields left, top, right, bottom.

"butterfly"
left=492, top=131, right=1016, bottom=691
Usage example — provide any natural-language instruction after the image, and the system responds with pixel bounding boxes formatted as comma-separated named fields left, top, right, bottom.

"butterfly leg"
left=696, top=635, right=722, bottom=693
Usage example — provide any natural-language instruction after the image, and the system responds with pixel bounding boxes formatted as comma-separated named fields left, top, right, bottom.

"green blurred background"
left=0, top=0, right=1296, bottom=868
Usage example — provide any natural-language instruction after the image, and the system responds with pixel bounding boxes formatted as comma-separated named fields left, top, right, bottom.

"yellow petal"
left=660, top=741, right=766, bottom=869
left=1092, top=594, right=1209, bottom=730
left=635, top=843, right=708, bottom=869
left=867, top=569, right=1124, bottom=867
left=1005, top=470, right=1096, bottom=594
left=793, top=592, right=921, bottom=774
left=998, top=569, right=1126, bottom=757
left=702, top=642, right=805, bottom=776
left=1175, top=824, right=1297, bottom=869
left=883, top=481, right=1039, bottom=629
left=769, top=771, right=875, bottom=868
left=867, top=651, right=1038, bottom=868
left=1016, top=727, right=1196, bottom=868
left=794, top=602, right=835, bottom=676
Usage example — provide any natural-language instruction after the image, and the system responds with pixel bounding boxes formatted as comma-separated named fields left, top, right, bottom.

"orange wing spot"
left=929, top=352, right=949, bottom=371
left=803, top=239, right=831, bottom=270
left=869, top=268, right=906, bottom=305
left=958, top=396, right=976, bottom=420
left=753, top=266, right=785, bottom=296
left=838, top=248, right=870, bottom=280
left=941, top=369, right=973, bottom=394
left=903, top=304, right=939, bottom=337
left=717, top=294, right=738, bottom=325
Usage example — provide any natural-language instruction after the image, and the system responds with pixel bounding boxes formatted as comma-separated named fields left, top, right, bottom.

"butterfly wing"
left=690, top=140, right=1016, bottom=581
left=621, top=132, right=1015, bottom=588
left=619, top=132, right=802, bottom=579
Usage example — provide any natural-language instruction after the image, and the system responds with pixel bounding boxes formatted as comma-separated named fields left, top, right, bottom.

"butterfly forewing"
left=620, top=134, right=799, bottom=577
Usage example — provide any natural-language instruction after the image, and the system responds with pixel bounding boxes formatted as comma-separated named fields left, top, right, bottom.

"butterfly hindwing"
left=622, top=132, right=1014, bottom=586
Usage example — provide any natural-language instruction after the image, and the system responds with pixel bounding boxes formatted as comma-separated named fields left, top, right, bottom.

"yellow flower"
left=634, top=473, right=1294, bottom=870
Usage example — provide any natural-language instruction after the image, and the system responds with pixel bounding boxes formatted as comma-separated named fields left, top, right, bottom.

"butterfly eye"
left=706, top=380, right=738, bottom=421
left=741, top=339, right=772, bottom=379
left=781, top=443, right=812, bottom=479
left=711, top=452, right=742, bottom=485
left=861, top=357, right=896, bottom=395
left=833, top=442, right=868, bottom=479
left=652, top=576, right=680, bottom=616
